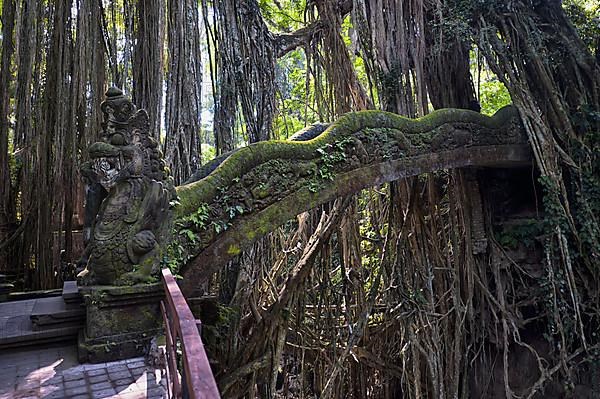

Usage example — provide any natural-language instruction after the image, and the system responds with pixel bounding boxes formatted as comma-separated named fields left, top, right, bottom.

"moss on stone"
left=175, top=106, right=518, bottom=217
left=179, top=144, right=532, bottom=290
left=172, top=105, right=529, bottom=290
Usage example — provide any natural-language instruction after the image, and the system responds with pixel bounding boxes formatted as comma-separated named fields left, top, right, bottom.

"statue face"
left=93, top=156, right=122, bottom=190
left=88, top=91, right=153, bottom=190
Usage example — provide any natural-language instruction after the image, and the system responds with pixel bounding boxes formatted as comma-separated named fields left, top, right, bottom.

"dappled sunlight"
left=0, top=344, right=166, bottom=398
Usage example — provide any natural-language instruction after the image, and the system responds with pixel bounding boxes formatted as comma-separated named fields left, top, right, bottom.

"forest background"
left=0, top=0, right=599, bottom=397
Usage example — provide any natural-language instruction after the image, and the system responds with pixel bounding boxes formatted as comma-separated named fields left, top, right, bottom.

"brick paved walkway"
left=0, top=343, right=167, bottom=399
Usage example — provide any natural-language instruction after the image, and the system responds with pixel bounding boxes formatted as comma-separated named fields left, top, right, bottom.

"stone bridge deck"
left=0, top=343, right=167, bottom=399
left=0, top=287, right=168, bottom=398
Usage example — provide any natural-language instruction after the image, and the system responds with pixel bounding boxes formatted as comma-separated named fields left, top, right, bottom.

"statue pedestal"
left=77, top=283, right=164, bottom=363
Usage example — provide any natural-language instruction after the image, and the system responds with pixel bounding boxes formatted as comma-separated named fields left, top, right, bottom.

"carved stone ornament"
left=77, top=88, right=176, bottom=286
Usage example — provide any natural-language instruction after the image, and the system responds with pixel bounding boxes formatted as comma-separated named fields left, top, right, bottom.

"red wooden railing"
left=160, top=268, right=221, bottom=399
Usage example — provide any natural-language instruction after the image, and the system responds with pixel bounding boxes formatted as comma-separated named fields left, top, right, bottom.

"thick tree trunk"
left=0, top=0, right=16, bottom=273
left=133, top=0, right=165, bottom=140
left=164, top=0, right=203, bottom=185
left=209, top=0, right=277, bottom=153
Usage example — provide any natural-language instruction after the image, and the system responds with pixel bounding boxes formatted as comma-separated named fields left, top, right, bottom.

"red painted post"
left=161, top=268, right=221, bottom=399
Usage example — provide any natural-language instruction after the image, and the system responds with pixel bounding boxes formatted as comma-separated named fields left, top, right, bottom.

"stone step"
left=0, top=282, right=85, bottom=349
left=0, top=298, right=80, bottom=350
left=30, top=295, right=85, bottom=331
left=62, top=280, right=82, bottom=304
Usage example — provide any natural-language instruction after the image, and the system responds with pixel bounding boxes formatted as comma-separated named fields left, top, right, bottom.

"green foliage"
left=166, top=203, right=212, bottom=271
left=274, top=50, right=321, bottom=139
left=164, top=239, right=185, bottom=273
left=536, top=103, right=600, bottom=354
left=201, top=143, right=216, bottom=165
left=496, top=219, right=544, bottom=249
left=309, top=137, right=353, bottom=192
left=569, top=104, right=600, bottom=263
left=8, top=135, right=19, bottom=187
left=539, top=176, right=570, bottom=233
left=539, top=248, right=576, bottom=344
left=576, top=168, right=600, bottom=259
left=479, top=78, right=512, bottom=116
left=202, top=304, right=240, bottom=347
left=431, top=0, right=474, bottom=44
left=211, top=220, right=230, bottom=234
left=178, top=203, right=210, bottom=230
left=470, top=48, right=513, bottom=115
left=226, top=204, right=244, bottom=220
left=563, top=0, right=600, bottom=54
left=258, top=0, right=306, bottom=33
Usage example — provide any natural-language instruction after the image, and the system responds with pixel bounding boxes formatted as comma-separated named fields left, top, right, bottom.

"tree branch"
left=273, top=0, right=353, bottom=57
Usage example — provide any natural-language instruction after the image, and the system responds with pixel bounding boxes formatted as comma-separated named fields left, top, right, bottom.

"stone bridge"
left=76, top=89, right=530, bottom=296
left=71, top=90, right=530, bottom=363
left=173, top=106, right=530, bottom=294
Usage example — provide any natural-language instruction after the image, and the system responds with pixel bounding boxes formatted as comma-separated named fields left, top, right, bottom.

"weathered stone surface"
left=169, top=106, right=530, bottom=294
left=30, top=295, right=84, bottom=331
left=62, top=281, right=81, bottom=303
left=0, top=298, right=81, bottom=349
left=78, top=283, right=164, bottom=363
left=76, top=90, right=530, bottom=299
left=77, top=88, right=176, bottom=287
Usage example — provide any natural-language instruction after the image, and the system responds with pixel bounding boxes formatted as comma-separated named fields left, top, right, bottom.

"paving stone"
left=65, top=385, right=89, bottom=396
left=90, top=381, right=113, bottom=391
left=1, top=359, right=18, bottom=368
left=41, top=375, right=63, bottom=386
left=17, top=378, right=40, bottom=390
left=86, top=368, right=108, bottom=377
left=148, top=386, right=168, bottom=398
left=13, top=388, right=39, bottom=398
left=114, top=383, right=140, bottom=393
left=38, top=385, right=62, bottom=396
left=109, top=369, right=132, bottom=380
left=114, top=383, right=136, bottom=393
left=0, top=343, right=169, bottom=399
left=0, top=375, right=16, bottom=387
left=16, top=365, right=39, bottom=377
left=107, top=363, right=129, bottom=373
left=92, top=387, right=117, bottom=398
left=0, top=384, right=16, bottom=396
left=63, top=371, right=83, bottom=381
left=89, top=374, right=109, bottom=384
left=39, top=352, right=62, bottom=362
left=127, top=381, right=149, bottom=391
left=126, top=359, right=147, bottom=368
left=64, top=378, right=87, bottom=389
left=147, top=380, right=161, bottom=390
left=84, top=362, right=108, bottom=371
left=118, top=392, right=148, bottom=399
left=114, top=377, right=136, bottom=386
left=18, top=356, right=38, bottom=366
left=130, top=366, right=146, bottom=377
left=42, top=390, right=66, bottom=399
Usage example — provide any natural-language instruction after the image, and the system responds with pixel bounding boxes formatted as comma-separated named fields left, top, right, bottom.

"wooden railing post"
left=161, top=268, right=221, bottom=399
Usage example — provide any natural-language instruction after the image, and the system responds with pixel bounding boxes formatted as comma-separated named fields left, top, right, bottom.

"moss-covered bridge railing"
left=172, top=106, right=530, bottom=295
